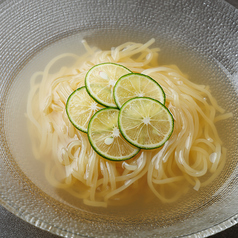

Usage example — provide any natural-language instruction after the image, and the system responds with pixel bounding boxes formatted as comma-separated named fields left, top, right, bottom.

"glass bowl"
left=0, top=0, right=238, bottom=237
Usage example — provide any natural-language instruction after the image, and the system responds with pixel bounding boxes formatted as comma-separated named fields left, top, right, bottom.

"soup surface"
left=4, top=33, right=236, bottom=221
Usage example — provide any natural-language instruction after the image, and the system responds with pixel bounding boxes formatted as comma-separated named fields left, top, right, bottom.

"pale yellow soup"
left=25, top=38, right=232, bottom=209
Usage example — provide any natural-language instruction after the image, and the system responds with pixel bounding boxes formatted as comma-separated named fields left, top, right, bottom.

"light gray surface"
left=0, top=205, right=58, bottom=238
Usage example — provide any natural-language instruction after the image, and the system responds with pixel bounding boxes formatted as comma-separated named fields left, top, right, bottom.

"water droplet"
left=142, top=117, right=150, bottom=125
left=90, top=101, right=98, bottom=111
left=112, top=127, right=120, bottom=137
left=104, top=137, right=114, bottom=145
left=99, top=71, right=109, bottom=80
left=109, top=80, right=116, bottom=86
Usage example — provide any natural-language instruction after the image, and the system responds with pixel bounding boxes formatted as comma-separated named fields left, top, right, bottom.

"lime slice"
left=114, top=73, right=165, bottom=108
left=66, top=86, right=103, bottom=133
left=85, top=63, right=132, bottom=108
left=118, top=97, right=174, bottom=149
left=87, top=108, right=140, bottom=161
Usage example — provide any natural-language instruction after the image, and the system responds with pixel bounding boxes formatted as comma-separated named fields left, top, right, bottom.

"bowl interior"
left=0, top=0, right=238, bottom=237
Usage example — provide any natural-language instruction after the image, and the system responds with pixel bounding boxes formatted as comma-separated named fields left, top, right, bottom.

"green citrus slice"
left=114, top=73, right=165, bottom=108
left=66, top=86, right=103, bottom=133
left=85, top=63, right=132, bottom=107
left=118, top=97, right=174, bottom=149
left=87, top=108, right=140, bottom=161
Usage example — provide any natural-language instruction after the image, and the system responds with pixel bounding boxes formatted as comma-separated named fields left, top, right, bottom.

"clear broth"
left=4, top=32, right=238, bottom=222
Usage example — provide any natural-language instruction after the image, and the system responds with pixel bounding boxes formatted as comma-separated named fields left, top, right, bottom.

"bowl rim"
left=1, top=196, right=238, bottom=238
left=1, top=0, right=238, bottom=237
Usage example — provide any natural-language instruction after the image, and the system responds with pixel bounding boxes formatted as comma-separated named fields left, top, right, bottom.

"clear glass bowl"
left=0, top=0, right=238, bottom=237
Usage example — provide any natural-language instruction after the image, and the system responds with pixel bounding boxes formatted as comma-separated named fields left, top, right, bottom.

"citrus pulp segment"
left=85, top=63, right=132, bottom=107
left=66, top=86, right=103, bottom=133
left=118, top=97, right=174, bottom=149
left=113, top=73, right=165, bottom=108
left=87, top=108, right=140, bottom=161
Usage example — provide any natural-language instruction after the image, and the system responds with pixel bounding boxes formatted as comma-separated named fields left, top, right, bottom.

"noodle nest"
left=27, top=39, right=232, bottom=207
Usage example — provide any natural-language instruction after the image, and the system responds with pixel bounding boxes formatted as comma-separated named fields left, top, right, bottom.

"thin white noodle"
left=26, top=39, right=232, bottom=207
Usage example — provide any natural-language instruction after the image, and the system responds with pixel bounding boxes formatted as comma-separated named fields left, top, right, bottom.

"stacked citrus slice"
left=85, top=63, right=132, bottom=107
left=87, top=108, right=140, bottom=161
left=66, top=62, right=174, bottom=161
left=113, top=73, right=165, bottom=108
left=66, top=86, right=104, bottom=133
left=118, top=97, right=174, bottom=149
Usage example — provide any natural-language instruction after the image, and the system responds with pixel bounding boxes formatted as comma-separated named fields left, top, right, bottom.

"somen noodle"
left=26, top=39, right=232, bottom=207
